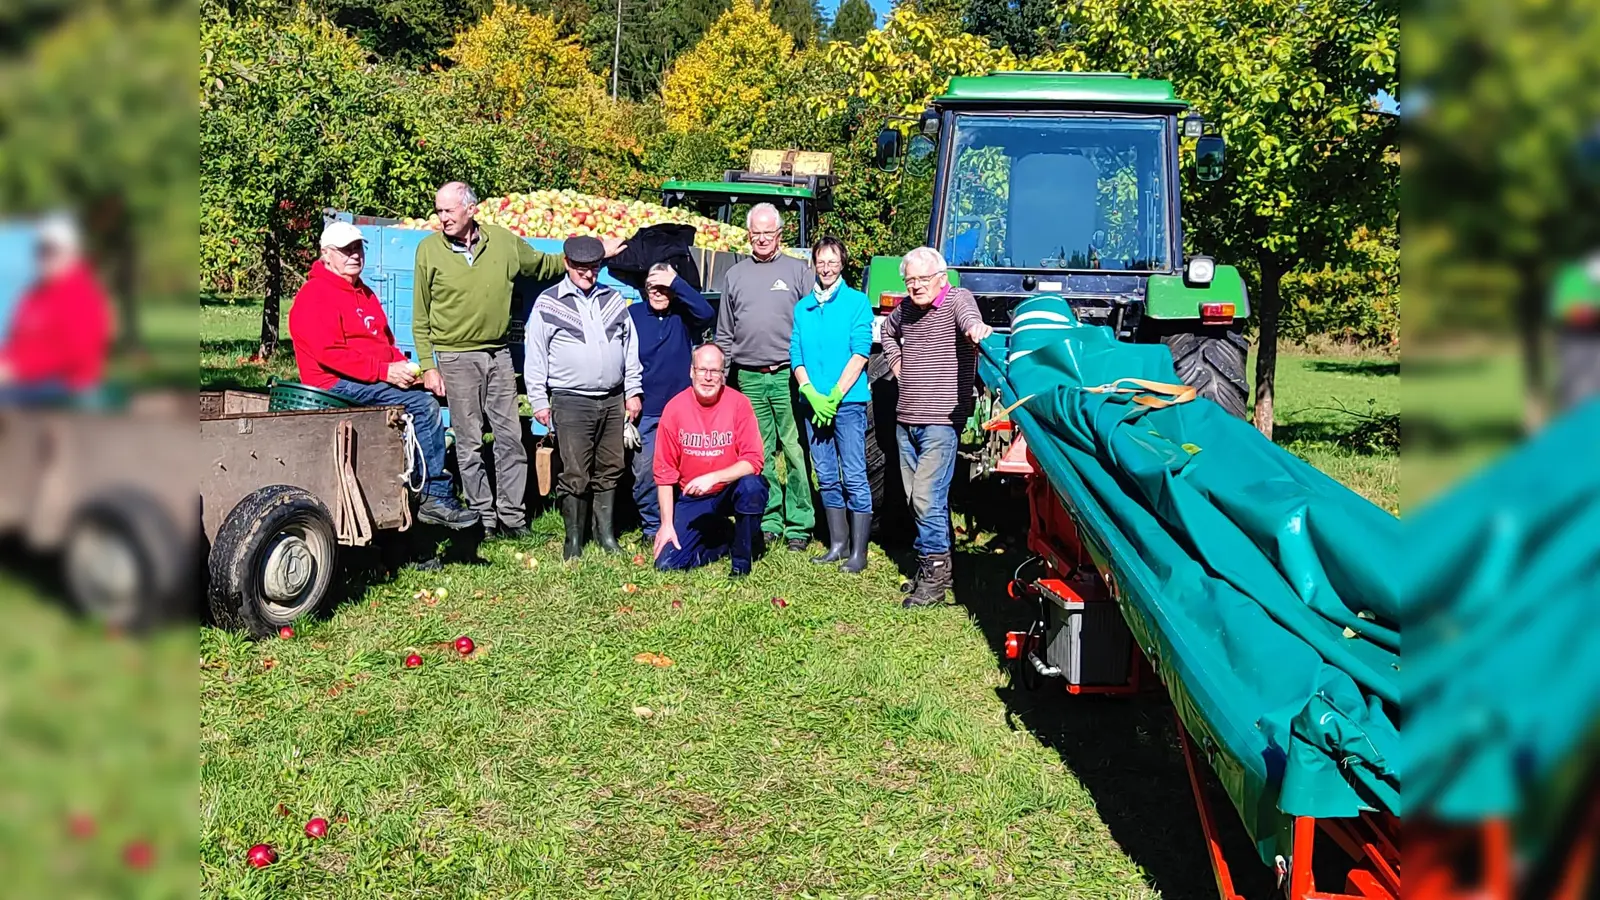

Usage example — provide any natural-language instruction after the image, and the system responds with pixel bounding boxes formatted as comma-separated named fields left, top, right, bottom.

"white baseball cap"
left=37, top=213, right=81, bottom=255
left=319, top=220, right=365, bottom=250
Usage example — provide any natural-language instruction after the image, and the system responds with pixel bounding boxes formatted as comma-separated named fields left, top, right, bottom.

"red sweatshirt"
left=288, top=260, right=405, bottom=389
left=653, top=386, right=765, bottom=492
left=0, top=261, right=112, bottom=390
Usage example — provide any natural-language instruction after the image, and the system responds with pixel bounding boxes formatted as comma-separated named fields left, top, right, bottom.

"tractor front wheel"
left=1161, top=327, right=1250, bottom=419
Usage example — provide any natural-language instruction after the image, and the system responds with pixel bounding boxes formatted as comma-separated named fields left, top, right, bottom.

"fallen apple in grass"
left=278, top=626, right=293, bottom=639
left=123, top=840, right=154, bottom=870
left=454, top=635, right=475, bottom=656
left=246, top=843, right=276, bottom=868
left=404, top=653, right=423, bottom=668
left=304, top=817, right=329, bottom=839
left=771, top=596, right=788, bottom=608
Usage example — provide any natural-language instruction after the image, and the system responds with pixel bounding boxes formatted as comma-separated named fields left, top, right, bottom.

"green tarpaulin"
left=977, top=296, right=1401, bottom=864
left=1400, top=392, right=1600, bottom=860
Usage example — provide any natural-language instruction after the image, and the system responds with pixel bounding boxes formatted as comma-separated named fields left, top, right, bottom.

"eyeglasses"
left=905, top=273, right=943, bottom=286
left=692, top=367, right=724, bottom=379
left=749, top=230, right=780, bottom=238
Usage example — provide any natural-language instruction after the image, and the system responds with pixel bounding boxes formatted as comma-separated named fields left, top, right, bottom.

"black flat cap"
left=563, top=235, right=605, bottom=265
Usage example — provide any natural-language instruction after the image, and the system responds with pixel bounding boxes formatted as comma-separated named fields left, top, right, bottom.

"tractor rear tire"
left=1557, top=330, right=1600, bottom=412
left=1162, top=328, right=1250, bottom=419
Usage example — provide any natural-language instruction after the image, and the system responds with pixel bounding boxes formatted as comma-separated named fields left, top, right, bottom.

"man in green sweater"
left=414, top=181, right=624, bottom=538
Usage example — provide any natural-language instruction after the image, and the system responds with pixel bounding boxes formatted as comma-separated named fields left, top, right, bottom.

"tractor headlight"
left=1185, top=255, right=1215, bottom=286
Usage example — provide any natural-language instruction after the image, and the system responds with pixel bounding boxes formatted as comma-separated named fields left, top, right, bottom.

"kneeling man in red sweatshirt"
left=652, top=343, right=770, bottom=577
left=288, top=221, right=476, bottom=529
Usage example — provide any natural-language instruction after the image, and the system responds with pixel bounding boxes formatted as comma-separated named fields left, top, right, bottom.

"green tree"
left=1407, top=0, right=1600, bottom=426
left=305, top=0, right=493, bottom=67
left=766, top=0, right=825, bottom=48
left=961, top=0, right=1059, bottom=57
left=828, top=0, right=875, bottom=44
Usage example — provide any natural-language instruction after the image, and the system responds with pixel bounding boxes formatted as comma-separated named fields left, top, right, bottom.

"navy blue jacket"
left=627, top=275, right=716, bottom=418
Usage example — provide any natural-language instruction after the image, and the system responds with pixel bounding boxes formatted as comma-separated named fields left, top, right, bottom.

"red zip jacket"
left=288, top=260, right=405, bottom=389
left=0, top=260, right=112, bottom=390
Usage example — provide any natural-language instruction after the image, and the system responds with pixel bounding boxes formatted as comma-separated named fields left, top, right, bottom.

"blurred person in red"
left=288, top=220, right=476, bottom=529
left=0, top=215, right=113, bottom=405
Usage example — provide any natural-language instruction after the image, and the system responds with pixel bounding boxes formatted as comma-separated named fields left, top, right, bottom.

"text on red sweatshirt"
left=652, top=386, right=766, bottom=492
left=288, top=260, right=405, bottom=390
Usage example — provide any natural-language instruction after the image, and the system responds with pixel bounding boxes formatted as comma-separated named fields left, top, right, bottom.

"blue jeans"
left=331, top=379, right=454, bottom=499
left=803, top=401, right=872, bottom=514
left=631, top=413, right=662, bottom=537
left=0, top=380, right=74, bottom=407
left=655, top=474, right=769, bottom=572
left=895, top=424, right=959, bottom=555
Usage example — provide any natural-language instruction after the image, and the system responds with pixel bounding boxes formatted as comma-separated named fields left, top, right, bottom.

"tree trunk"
left=1251, top=254, right=1286, bottom=440
left=1517, top=262, right=1548, bottom=433
left=258, top=222, right=283, bottom=360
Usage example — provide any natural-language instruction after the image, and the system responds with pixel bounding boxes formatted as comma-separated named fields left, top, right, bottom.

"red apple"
left=454, top=635, right=475, bottom=656
left=771, top=596, right=788, bottom=608
left=67, top=812, right=95, bottom=839
left=278, top=626, right=294, bottom=639
left=404, top=653, right=423, bottom=668
left=304, top=817, right=329, bottom=839
left=246, top=843, right=276, bottom=868
left=123, top=839, right=154, bottom=870
left=671, top=600, right=683, bottom=610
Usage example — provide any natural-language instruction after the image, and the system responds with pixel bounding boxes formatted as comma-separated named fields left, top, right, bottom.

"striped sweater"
left=880, top=286, right=985, bottom=426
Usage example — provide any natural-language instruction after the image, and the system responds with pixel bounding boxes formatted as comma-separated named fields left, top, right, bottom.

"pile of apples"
left=398, top=189, right=751, bottom=253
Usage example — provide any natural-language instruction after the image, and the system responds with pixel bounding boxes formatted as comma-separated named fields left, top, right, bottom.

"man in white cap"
left=287, top=220, right=476, bottom=529
left=0, top=213, right=114, bottom=405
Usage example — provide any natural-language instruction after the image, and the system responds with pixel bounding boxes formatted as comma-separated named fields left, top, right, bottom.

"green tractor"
left=1553, top=254, right=1600, bottom=411
left=864, top=72, right=1247, bottom=490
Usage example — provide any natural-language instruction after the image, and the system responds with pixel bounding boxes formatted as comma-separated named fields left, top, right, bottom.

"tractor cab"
left=868, top=71, right=1251, bottom=419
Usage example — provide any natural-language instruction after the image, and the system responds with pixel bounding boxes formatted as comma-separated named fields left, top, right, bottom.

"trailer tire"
left=62, top=488, right=189, bottom=632
left=207, top=485, right=338, bottom=638
left=1162, top=327, right=1250, bottom=419
left=1557, top=330, right=1600, bottom=412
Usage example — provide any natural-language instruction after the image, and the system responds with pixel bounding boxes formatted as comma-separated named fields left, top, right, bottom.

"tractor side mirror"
left=874, top=128, right=902, bottom=173
left=1196, top=134, right=1226, bottom=182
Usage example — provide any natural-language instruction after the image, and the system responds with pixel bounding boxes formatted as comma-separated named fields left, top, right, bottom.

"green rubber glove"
left=800, top=383, right=827, bottom=414
left=826, top=384, right=844, bottom=411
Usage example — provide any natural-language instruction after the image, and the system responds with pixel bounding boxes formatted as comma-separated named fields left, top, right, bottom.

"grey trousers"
left=435, top=347, right=527, bottom=528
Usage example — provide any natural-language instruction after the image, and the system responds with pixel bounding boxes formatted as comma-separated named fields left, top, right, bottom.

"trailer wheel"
left=62, top=488, right=188, bottom=632
left=1557, top=330, right=1600, bottom=412
left=207, top=485, right=337, bottom=638
left=1162, top=328, right=1250, bottom=419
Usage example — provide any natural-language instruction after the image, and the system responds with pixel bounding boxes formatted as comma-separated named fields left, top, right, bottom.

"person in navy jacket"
left=627, top=263, right=716, bottom=543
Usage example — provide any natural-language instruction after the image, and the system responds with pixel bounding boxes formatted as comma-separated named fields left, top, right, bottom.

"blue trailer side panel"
left=0, top=223, right=41, bottom=341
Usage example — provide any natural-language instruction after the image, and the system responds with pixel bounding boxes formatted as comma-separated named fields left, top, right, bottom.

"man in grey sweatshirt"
left=527, top=235, right=643, bottom=559
left=713, top=203, right=817, bottom=552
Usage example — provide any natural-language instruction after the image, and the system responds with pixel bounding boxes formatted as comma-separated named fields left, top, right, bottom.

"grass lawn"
left=193, top=303, right=1400, bottom=896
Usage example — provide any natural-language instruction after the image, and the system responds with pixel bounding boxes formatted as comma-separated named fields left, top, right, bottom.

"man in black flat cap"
left=525, top=235, right=644, bottom=559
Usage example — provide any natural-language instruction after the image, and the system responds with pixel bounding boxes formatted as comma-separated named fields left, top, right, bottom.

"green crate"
left=267, top=380, right=357, bottom=412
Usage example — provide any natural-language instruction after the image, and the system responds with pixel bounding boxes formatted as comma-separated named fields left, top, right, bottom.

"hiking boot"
left=902, top=553, right=952, bottom=607
left=494, top=523, right=531, bottom=541
left=560, top=494, right=588, bottom=561
left=786, top=537, right=809, bottom=552
left=813, top=507, right=848, bottom=564
left=839, top=511, right=872, bottom=574
left=591, top=490, right=622, bottom=554
left=418, top=495, right=477, bottom=530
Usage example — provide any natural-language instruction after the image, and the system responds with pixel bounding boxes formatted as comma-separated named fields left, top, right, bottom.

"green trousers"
left=735, top=366, right=815, bottom=539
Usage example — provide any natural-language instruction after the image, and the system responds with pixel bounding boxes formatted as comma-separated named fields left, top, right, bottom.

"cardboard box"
left=748, top=149, right=834, bottom=176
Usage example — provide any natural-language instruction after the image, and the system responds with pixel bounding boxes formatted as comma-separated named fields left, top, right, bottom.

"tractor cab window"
left=940, top=114, right=1173, bottom=272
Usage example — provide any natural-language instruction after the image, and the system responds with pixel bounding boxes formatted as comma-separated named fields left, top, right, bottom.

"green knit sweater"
left=412, top=223, right=566, bottom=368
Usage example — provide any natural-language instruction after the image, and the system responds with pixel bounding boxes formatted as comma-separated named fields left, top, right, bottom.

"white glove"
left=624, top=420, right=641, bottom=451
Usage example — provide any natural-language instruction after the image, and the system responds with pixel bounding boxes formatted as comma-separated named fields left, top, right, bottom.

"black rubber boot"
left=591, top=490, right=622, bottom=554
left=560, top=494, right=588, bottom=561
left=903, top=553, right=952, bottom=607
left=812, top=507, right=848, bottom=564
left=839, top=511, right=872, bottom=574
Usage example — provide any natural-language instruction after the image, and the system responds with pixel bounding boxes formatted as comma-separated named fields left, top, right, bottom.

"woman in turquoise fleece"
left=791, top=236, right=874, bottom=573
